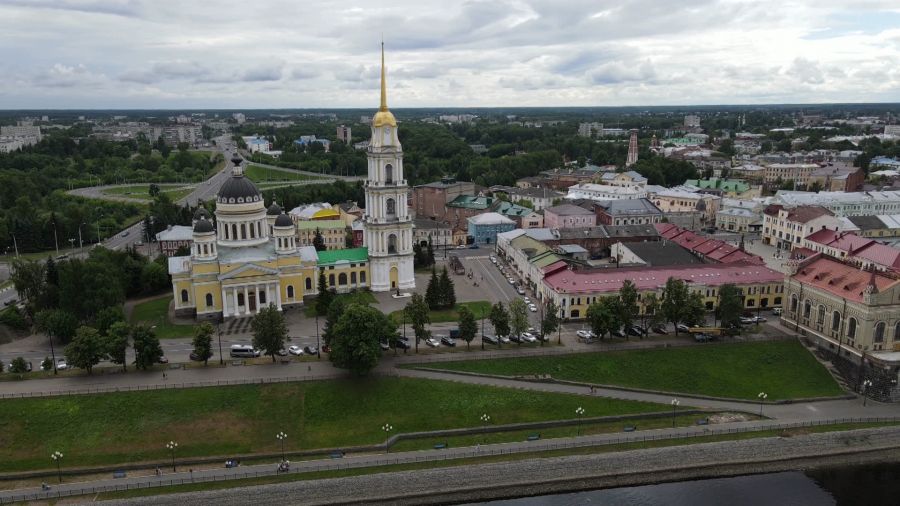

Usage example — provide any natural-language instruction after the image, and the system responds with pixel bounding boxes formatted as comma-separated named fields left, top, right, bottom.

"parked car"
left=276, top=348, right=288, bottom=357
left=482, top=334, right=499, bottom=345
left=489, top=256, right=497, bottom=263
left=379, top=339, right=390, bottom=351
left=56, top=359, right=68, bottom=371
left=189, top=351, right=213, bottom=361
left=528, top=304, right=538, bottom=312
left=694, top=333, right=712, bottom=343
left=507, top=277, right=516, bottom=284
left=425, top=337, right=440, bottom=347
left=303, top=346, right=318, bottom=355
left=440, top=336, right=457, bottom=347
left=611, top=328, right=626, bottom=338
left=288, top=345, right=303, bottom=356
left=509, top=334, right=522, bottom=343
left=628, top=325, right=647, bottom=337
left=516, top=287, right=526, bottom=295
left=521, top=332, right=537, bottom=343
left=469, top=244, right=479, bottom=249
left=321, top=344, right=332, bottom=354
left=772, top=307, right=783, bottom=316
left=576, top=330, right=595, bottom=339
left=676, top=323, right=692, bottom=333
left=523, top=297, right=531, bottom=304
left=651, top=325, right=668, bottom=335
left=499, top=335, right=511, bottom=344
left=394, top=338, right=410, bottom=350
left=158, top=356, right=169, bottom=364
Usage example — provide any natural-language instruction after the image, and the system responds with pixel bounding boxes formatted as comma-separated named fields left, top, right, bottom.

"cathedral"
left=168, top=45, right=413, bottom=320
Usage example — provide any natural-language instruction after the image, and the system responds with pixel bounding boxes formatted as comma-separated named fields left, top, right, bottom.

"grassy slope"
left=245, top=164, right=322, bottom=183
left=0, top=377, right=664, bottom=472
left=130, top=296, right=194, bottom=339
left=420, top=340, right=843, bottom=401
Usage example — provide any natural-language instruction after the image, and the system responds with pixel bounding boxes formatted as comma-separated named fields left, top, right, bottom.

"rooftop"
left=468, top=212, right=515, bottom=225
left=792, top=255, right=898, bottom=303
left=546, top=203, right=595, bottom=216
left=294, top=219, right=345, bottom=230
left=156, top=225, right=193, bottom=242
left=619, top=241, right=704, bottom=267
left=593, top=198, right=663, bottom=216
left=448, top=195, right=493, bottom=209
left=316, top=247, right=369, bottom=265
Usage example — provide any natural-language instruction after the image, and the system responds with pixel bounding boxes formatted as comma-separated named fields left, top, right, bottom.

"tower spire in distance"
left=380, top=40, right=388, bottom=112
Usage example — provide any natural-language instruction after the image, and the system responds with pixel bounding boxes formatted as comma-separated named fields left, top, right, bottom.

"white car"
left=516, top=287, right=526, bottom=295
left=425, top=338, right=440, bottom=347
left=288, top=345, right=303, bottom=356
left=490, top=256, right=497, bottom=263
left=508, top=277, right=516, bottom=284
left=576, top=330, right=594, bottom=339
left=772, top=307, right=783, bottom=315
left=521, top=332, right=537, bottom=343
left=523, top=297, right=531, bottom=304
left=499, top=335, right=511, bottom=344
left=528, top=304, right=538, bottom=312
left=56, top=359, right=68, bottom=371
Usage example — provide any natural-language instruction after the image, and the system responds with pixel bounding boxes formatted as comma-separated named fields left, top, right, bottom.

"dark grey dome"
left=218, top=175, right=262, bottom=203
left=193, top=217, right=214, bottom=233
left=194, top=206, right=212, bottom=220
left=274, top=213, right=293, bottom=227
left=267, top=201, right=283, bottom=215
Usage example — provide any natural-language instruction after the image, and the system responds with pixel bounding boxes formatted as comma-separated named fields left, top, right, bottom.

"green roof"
left=448, top=195, right=493, bottom=209
left=295, top=219, right=345, bottom=230
left=684, top=178, right=750, bottom=193
left=494, top=201, right=534, bottom=217
left=317, top=247, right=369, bottom=265
left=531, top=252, right=564, bottom=269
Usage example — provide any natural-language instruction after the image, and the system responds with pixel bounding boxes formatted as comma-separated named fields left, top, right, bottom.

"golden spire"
left=380, top=41, right=388, bottom=112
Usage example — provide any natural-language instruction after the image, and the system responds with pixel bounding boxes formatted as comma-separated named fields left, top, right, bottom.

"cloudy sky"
left=1, top=0, right=899, bottom=109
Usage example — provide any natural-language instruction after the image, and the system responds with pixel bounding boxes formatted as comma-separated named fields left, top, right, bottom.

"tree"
left=685, top=291, right=707, bottom=327
left=642, top=293, right=664, bottom=330
left=10, top=258, right=46, bottom=315
left=251, top=305, right=288, bottom=362
left=315, top=272, right=333, bottom=316
left=9, top=357, right=28, bottom=374
left=425, top=268, right=440, bottom=309
left=587, top=299, right=615, bottom=338
left=329, top=304, right=395, bottom=375
left=404, top=293, right=431, bottom=352
left=438, top=267, right=456, bottom=309
left=618, top=280, right=639, bottom=336
left=105, top=321, right=130, bottom=372
left=489, top=302, right=510, bottom=343
left=95, top=306, right=125, bottom=337
left=140, top=262, right=170, bottom=293
left=132, top=324, right=163, bottom=370
left=542, top=299, right=560, bottom=344
left=64, top=326, right=106, bottom=374
left=661, top=277, right=696, bottom=334
left=717, top=284, right=743, bottom=333
left=322, top=296, right=350, bottom=346
left=458, top=305, right=477, bottom=350
left=35, top=308, right=78, bottom=345
left=192, top=322, right=215, bottom=366
left=508, top=298, right=529, bottom=343
left=41, top=356, right=53, bottom=371
left=149, top=183, right=161, bottom=197
left=313, top=228, right=326, bottom=251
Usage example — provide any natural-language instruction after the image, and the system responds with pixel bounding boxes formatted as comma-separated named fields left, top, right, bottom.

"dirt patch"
left=708, top=413, right=753, bottom=424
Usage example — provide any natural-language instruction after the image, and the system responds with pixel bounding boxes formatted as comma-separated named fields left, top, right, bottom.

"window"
left=803, top=300, right=811, bottom=318
left=385, top=163, right=393, bottom=184
left=259, top=291, right=267, bottom=304
left=875, top=322, right=886, bottom=343
left=338, top=273, right=347, bottom=285
left=329, top=274, right=335, bottom=286
left=848, top=318, right=857, bottom=339
left=181, top=289, right=189, bottom=303
left=305, top=278, right=312, bottom=290
left=386, top=198, right=396, bottom=217
left=351, top=272, right=357, bottom=284
left=831, top=311, right=841, bottom=331
left=287, top=285, right=295, bottom=299
left=360, top=271, right=366, bottom=283
left=241, top=223, right=247, bottom=239
left=388, top=234, right=397, bottom=254
left=570, top=309, right=580, bottom=318
left=205, top=293, right=213, bottom=307
left=790, top=295, right=799, bottom=312
left=237, top=293, right=245, bottom=306
left=817, top=305, right=825, bottom=325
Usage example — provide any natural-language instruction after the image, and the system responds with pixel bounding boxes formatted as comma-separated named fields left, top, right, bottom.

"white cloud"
left=0, top=0, right=899, bottom=107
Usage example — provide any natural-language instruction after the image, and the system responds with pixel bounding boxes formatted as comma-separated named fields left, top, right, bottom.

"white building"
left=775, top=191, right=900, bottom=217
left=565, top=183, right=647, bottom=201
left=885, top=125, right=900, bottom=137
left=233, top=113, right=246, bottom=124
left=363, top=47, right=414, bottom=292
left=684, top=115, right=701, bottom=128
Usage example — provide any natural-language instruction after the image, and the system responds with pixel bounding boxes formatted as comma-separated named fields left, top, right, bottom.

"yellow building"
left=295, top=219, right=347, bottom=250
left=170, top=155, right=323, bottom=320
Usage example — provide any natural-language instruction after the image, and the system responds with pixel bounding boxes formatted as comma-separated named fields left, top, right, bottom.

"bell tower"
left=364, top=43, right=415, bottom=292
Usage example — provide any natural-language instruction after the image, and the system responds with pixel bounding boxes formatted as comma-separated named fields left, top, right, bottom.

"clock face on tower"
left=383, top=126, right=392, bottom=145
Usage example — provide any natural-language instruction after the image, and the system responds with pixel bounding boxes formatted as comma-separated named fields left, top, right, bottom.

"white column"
left=221, top=287, right=228, bottom=317
left=232, top=288, right=239, bottom=316
left=243, top=286, right=249, bottom=315
left=275, top=281, right=282, bottom=310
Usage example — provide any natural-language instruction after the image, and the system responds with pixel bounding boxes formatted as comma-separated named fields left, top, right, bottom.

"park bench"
left=623, top=425, right=637, bottom=432
left=433, top=442, right=448, bottom=449
left=113, top=470, right=126, bottom=479
left=526, top=433, right=541, bottom=441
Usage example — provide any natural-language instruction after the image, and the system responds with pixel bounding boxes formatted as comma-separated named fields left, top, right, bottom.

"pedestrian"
left=190, top=468, right=193, bottom=481
left=308, top=365, right=311, bottom=372
left=163, top=372, right=167, bottom=380
left=155, top=467, right=160, bottom=476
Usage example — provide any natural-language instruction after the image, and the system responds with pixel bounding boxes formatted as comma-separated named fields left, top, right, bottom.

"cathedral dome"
left=274, top=213, right=293, bottom=227
left=193, top=217, right=214, bottom=233
left=194, top=205, right=212, bottom=221
left=267, top=201, right=283, bottom=216
left=218, top=175, right=262, bottom=203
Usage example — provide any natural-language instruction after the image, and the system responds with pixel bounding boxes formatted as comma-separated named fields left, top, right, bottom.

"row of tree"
left=424, top=267, right=456, bottom=310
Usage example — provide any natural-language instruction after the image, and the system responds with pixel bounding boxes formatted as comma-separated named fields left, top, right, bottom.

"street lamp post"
left=670, top=398, right=680, bottom=428
left=166, top=441, right=178, bottom=472
left=558, top=307, right=563, bottom=345
left=217, top=323, right=224, bottom=365
left=757, top=392, right=768, bottom=417
left=480, top=413, right=491, bottom=445
left=575, top=406, right=585, bottom=436
left=50, top=451, right=63, bottom=483
left=276, top=432, right=287, bottom=462
left=382, top=423, right=393, bottom=453
left=862, top=380, right=873, bottom=407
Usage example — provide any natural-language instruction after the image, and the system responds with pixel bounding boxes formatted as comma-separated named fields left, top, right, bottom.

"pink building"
left=544, top=204, right=597, bottom=229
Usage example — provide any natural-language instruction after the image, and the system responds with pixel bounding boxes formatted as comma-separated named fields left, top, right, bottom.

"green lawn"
left=103, top=185, right=193, bottom=202
left=130, top=296, right=194, bottom=339
left=245, top=164, right=323, bottom=183
left=302, top=291, right=377, bottom=317
left=419, top=340, right=843, bottom=401
left=0, top=377, right=665, bottom=472
left=389, top=300, right=493, bottom=324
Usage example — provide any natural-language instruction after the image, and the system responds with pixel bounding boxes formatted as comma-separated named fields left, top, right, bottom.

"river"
left=463, top=462, right=900, bottom=506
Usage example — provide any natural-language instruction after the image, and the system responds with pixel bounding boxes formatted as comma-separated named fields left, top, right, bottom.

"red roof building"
left=803, top=229, right=900, bottom=272
left=653, top=223, right=764, bottom=265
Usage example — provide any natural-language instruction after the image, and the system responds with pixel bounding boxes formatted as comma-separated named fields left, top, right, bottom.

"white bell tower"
left=364, top=43, right=415, bottom=292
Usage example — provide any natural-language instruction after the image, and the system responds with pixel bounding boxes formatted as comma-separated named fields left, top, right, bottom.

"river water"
left=464, top=462, right=900, bottom=506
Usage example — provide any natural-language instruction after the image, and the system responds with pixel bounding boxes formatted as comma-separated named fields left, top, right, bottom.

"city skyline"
left=1, top=0, right=899, bottom=109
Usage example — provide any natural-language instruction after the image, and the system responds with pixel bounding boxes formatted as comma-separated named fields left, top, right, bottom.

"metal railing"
left=1, top=416, right=897, bottom=504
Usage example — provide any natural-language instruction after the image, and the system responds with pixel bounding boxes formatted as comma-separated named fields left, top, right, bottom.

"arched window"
left=329, top=274, right=335, bottom=286
left=241, top=223, right=247, bottom=239
left=305, top=278, right=312, bottom=290
left=790, top=294, right=798, bottom=312
left=388, top=234, right=397, bottom=254
left=249, top=223, right=255, bottom=238
left=817, top=304, right=825, bottom=324
left=875, top=322, right=886, bottom=343
left=895, top=322, right=900, bottom=341
left=831, top=311, right=841, bottom=331
left=351, top=272, right=357, bottom=284
left=360, top=271, right=366, bottom=284
left=386, top=198, right=396, bottom=218
left=338, top=273, right=347, bottom=285
left=259, top=291, right=266, bottom=304
left=237, top=292, right=245, bottom=306
left=231, top=224, right=238, bottom=240
left=803, top=300, right=811, bottom=318
left=181, top=289, right=189, bottom=303
left=848, top=318, right=857, bottom=339
left=287, top=285, right=294, bottom=299
left=385, top=163, right=393, bottom=184
left=570, top=309, right=580, bottom=318
left=205, top=293, right=213, bottom=307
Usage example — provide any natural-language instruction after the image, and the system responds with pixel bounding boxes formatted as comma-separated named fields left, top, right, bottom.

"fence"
left=2, top=416, right=898, bottom=504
